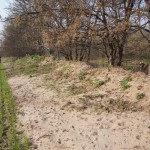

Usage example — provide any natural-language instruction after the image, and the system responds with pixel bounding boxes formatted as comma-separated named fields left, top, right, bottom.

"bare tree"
left=1, top=0, right=149, bottom=65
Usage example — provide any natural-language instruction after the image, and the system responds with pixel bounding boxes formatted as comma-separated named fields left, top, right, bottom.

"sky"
left=0, top=0, right=13, bottom=32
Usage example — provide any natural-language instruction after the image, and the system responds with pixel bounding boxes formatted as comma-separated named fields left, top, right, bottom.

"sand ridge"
left=8, top=73, right=150, bottom=150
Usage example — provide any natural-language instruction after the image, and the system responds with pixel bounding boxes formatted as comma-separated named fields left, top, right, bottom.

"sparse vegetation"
left=93, top=78, right=111, bottom=88
left=120, top=76, right=132, bottom=90
left=82, top=94, right=103, bottom=100
left=63, top=70, right=71, bottom=79
left=3, top=56, right=148, bottom=114
left=77, top=71, right=87, bottom=81
left=123, top=66, right=138, bottom=73
left=8, top=55, right=57, bottom=76
left=67, top=85, right=86, bottom=95
left=93, top=105, right=104, bottom=113
left=136, top=93, right=145, bottom=100
left=94, top=79, right=105, bottom=87
left=107, top=98, right=129, bottom=111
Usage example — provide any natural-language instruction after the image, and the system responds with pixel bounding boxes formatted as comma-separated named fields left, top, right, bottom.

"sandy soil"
left=8, top=71, right=150, bottom=150
left=6, top=59, right=150, bottom=150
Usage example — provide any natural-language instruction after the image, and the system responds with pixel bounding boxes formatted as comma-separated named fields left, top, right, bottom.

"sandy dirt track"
left=8, top=74, right=150, bottom=150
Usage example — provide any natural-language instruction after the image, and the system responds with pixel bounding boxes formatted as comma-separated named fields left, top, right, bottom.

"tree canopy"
left=0, top=0, right=150, bottom=66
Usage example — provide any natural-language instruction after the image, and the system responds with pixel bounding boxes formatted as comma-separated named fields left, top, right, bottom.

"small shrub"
left=93, top=78, right=111, bottom=88
left=108, top=98, right=129, bottom=110
left=64, top=70, right=71, bottom=79
left=136, top=93, right=145, bottom=100
left=67, top=85, right=86, bottom=95
left=31, top=55, right=45, bottom=63
left=82, top=94, right=103, bottom=100
left=94, top=105, right=103, bottom=113
left=77, top=71, right=86, bottom=81
left=94, top=94, right=103, bottom=99
left=120, top=76, right=132, bottom=90
left=94, top=79, right=105, bottom=87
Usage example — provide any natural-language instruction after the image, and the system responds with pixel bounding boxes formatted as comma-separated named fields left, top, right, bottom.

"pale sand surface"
left=8, top=74, right=150, bottom=150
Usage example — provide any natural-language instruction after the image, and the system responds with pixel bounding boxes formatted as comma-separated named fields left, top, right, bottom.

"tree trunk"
left=86, top=47, right=91, bottom=62
left=117, top=46, right=124, bottom=66
left=109, top=45, right=117, bottom=66
left=75, top=44, right=78, bottom=61
left=69, top=50, right=73, bottom=60
left=110, top=56, right=115, bottom=66
left=79, top=44, right=86, bottom=61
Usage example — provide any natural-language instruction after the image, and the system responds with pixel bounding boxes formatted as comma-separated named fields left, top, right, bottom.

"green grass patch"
left=67, top=85, right=86, bottom=95
left=77, top=71, right=87, bottom=81
left=123, top=66, right=138, bottom=73
left=8, top=55, right=57, bottom=76
left=93, top=78, right=111, bottom=88
left=0, top=64, right=29, bottom=150
left=120, top=76, right=132, bottom=90
left=136, top=93, right=145, bottom=100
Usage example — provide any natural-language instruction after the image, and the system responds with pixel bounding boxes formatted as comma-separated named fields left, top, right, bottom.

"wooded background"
left=0, top=0, right=150, bottom=66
